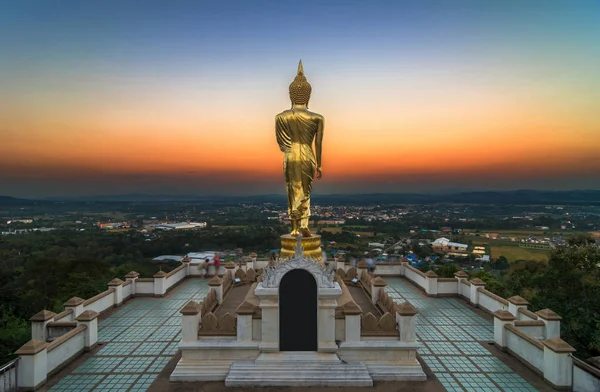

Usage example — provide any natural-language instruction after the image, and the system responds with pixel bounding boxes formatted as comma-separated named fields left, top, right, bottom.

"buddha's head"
left=289, top=60, right=312, bottom=106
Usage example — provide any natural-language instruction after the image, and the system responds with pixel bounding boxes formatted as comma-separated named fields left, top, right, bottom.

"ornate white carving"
left=262, top=241, right=335, bottom=289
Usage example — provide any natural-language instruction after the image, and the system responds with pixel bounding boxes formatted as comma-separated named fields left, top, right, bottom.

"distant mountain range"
left=1, top=190, right=599, bottom=205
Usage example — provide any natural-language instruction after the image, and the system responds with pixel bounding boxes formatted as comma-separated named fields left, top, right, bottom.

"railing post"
left=208, top=276, right=224, bottom=304
left=424, top=270, right=438, bottom=296
left=153, top=270, right=167, bottom=297
left=107, top=278, right=124, bottom=306
left=468, top=278, right=486, bottom=306
left=370, top=277, right=387, bottom=304
left=182, top=257, right=191, bottom=276
left=224, top=261, right=237, bottom=278
left=30, top=310, right=56, bottom=342
left=75, top=310, right=99, bottom=351
left=124, top=271, right=140, bottom=296
left=356, top=260, right=368, bottom=276
left=492, top=310, right=515, bottom=350
left=343, top=301, right=362, bottom=342
left=15, top=340, right=48, bottom=390
left=396, top=302, right=418, bottom=342
left=180, top=301, right=201, bottom=342
left=236, top=301, right=255, bottom=341
left=542, top=338, right=575, bottom=388
left=63, top=297, right=85, bottom=319
left=507, top=295, right=529, bottom=316
left=536, top=309, right=562, bottom=339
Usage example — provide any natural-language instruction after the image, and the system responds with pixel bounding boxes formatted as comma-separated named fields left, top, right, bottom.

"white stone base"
left=338, top=341, right=426, bottom=381
left=225, top=351, right=374, bottom=387
left=170, top=359, right=234, bottom=381
left=170, top=340, right=260, bottom=382
left=367, top=363, right=427, bottom=381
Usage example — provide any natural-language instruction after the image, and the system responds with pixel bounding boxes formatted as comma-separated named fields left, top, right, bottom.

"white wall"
left=373, top=264, right=401, bottom=276
left=506, top=329, right=544, bottom=372
left=166, top=267, right=187, bottom=290
left=478, top=290, right=508, bottom=314
left=46, top=331, right=85, bottom=374
left=83, top=292, right=114, bottom=314
left=122, top=283, right=132, bottom=299
left=459, top=281, right=470, bottom=298
left=136, top=281, right=154, bottom=295
left=438, top=280, right=458, bottom=294
left=404, top=266, right=426, bottom=290
left=573, top=358, right=600, bottom=392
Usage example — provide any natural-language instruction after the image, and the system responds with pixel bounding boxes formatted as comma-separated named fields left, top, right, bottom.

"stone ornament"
left=262, top=237, right=335, bottom=288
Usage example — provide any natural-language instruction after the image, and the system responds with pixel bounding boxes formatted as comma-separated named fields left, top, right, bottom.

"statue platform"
left=280, top=234, right=322, bottom=261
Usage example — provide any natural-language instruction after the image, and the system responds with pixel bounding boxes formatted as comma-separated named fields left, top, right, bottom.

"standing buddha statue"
left=275, top=60, right=324, bottom=238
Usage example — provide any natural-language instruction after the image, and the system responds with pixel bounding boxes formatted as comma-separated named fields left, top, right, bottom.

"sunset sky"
left=1, top=0, right=599, bottom=198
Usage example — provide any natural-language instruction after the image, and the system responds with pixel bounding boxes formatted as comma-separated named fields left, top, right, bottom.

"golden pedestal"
left=280, top=234, right=323, bottom=262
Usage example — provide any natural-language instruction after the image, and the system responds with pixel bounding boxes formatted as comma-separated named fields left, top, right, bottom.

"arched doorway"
left=279, top=269, right=318, bottom=351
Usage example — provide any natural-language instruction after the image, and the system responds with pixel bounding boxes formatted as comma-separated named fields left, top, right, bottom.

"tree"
left=437, top=264, right=458, bottom=278
left=492, top=256, right=509, bottom=270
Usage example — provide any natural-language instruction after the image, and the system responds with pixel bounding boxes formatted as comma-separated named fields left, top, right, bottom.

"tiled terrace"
left=43, top=278, right=209, bottom=392
left=385, top=277, right=550, bottom=392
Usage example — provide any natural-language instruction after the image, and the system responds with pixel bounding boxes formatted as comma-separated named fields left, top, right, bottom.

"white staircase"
left=225, top=352, right=374, bottom=387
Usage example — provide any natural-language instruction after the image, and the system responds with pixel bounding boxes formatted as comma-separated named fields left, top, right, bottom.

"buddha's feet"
left=301, top=227, right=311, bottom=237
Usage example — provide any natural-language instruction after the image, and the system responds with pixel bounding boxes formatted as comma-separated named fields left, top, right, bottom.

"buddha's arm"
left=275, top=115, right=291, bottom=152
left=315, top=117, right=324, bottom=169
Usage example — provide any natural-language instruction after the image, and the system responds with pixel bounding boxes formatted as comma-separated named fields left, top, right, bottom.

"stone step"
left=254, top=351, right=341, bottom=363
left=225, top=361, right=374, bottom=387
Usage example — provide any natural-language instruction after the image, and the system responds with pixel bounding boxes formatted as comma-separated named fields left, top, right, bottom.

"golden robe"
left=275, top=109, right=320, bottom=221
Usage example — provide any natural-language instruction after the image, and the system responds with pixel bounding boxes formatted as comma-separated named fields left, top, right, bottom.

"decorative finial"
left=298, top=60, right=304, bottom=76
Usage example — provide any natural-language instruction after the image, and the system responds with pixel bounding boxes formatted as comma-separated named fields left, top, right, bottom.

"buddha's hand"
left=316, top=167, right=322, bottom=180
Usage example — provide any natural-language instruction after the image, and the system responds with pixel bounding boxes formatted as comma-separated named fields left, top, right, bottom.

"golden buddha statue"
left=276, top=60, right=324, bottom=238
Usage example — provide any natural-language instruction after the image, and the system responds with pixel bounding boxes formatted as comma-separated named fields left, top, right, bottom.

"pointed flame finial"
left=297, top=59, right=304, bottom=76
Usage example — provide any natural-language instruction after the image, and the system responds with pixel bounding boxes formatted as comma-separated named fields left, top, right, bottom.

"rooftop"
left=40, top=276, right=553, bottom=392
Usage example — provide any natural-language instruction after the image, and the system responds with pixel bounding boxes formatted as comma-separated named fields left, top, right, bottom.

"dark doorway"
left=279, top=269, right=318, bottom=351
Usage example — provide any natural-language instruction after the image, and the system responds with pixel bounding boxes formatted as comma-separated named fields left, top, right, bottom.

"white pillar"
left=356, top=260, right=367, bottom=277
left=153, top=270, right=167, bottom=297
left=424, top=270, right=438, bottom=296
left=63, top=297, right=84, bottom=318
left=182, top=258, right=191, bottom=276
left=396, top=302, right=418, bottom=342
left=542, top=338, right=575, bottom=388
left=208, top=276, right=224, bottom=304
left=255, top=284, right=279, bottom=352
left=400, top=259, right=409, bottom=276
left=15, top=340, right=48, bottom=390
left=370, top=277, right=387, bottom=304
left=30, top=310, right=56, bottom=342
left=224, top=262, right=236, bottom=278
left=469, top=278, right=486, bottom=306
left=75, top=310, right=99, bottom=351
left=317, top=285, right=341, bottom=353
left=236, top=301, right=255, bottom=342
left=492, top=310, right=516, bottom=350
left=107, top=278, right=124, bottom=306
left=343, top=301, right=362, bottom=342
left=124, top=271, right=140, bottom=295
left=180, top=301, right=201, bottom=342
left=507, top=295, right=529, bottom=316
left=536, top=308, right=562, bottom=339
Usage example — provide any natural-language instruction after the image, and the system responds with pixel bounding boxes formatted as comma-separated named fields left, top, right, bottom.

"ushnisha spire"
left=289, top=59, right=312, bottom=106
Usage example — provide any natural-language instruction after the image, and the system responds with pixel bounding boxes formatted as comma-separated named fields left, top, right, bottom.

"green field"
left=483, top=243, right=550, bottom=263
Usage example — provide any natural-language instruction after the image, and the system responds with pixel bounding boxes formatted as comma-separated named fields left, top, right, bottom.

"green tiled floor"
left=386, top=277, right=537, bottom=392
left=49, top=278, right=209, bottom=392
